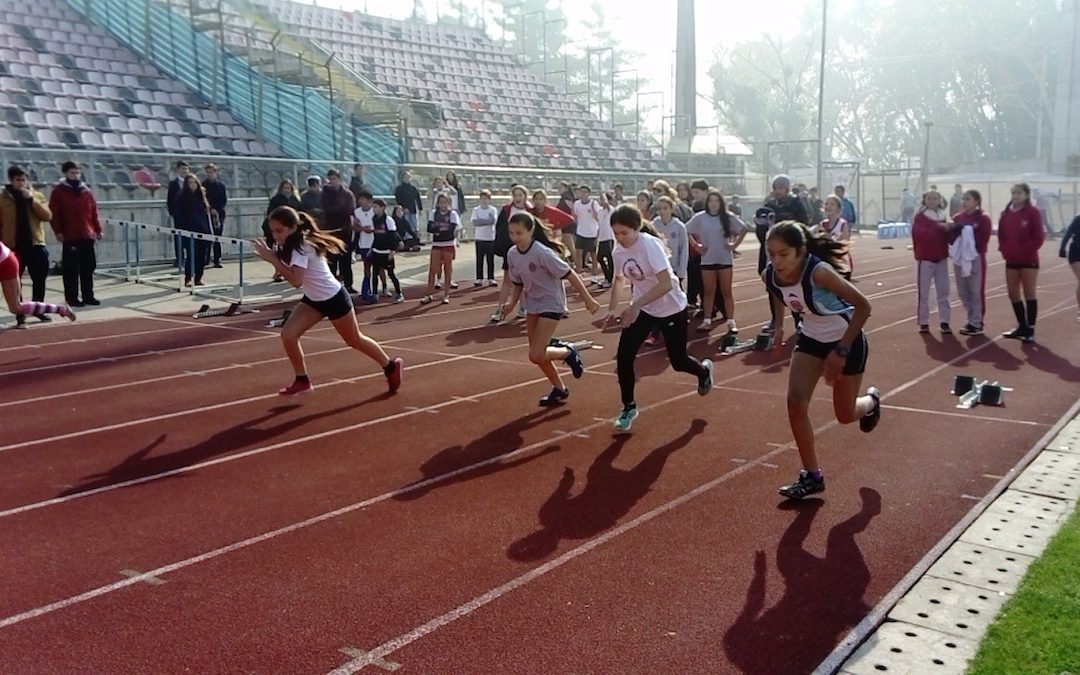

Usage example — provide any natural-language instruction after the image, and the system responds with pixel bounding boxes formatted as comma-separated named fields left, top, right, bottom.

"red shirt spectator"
left=997, top=202, right=1044, bottom=266
left=952, top=209, right=992, bottom=253
left=912, top=207, right=952, bottom=262
left=49, top=176, right=101, bottom=242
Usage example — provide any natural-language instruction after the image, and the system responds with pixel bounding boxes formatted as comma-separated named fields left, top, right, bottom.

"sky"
left=312, top=0, right=814, bottom=135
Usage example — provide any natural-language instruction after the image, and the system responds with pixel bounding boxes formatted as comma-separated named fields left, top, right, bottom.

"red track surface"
left=2, top=243, right=1078, bottom=673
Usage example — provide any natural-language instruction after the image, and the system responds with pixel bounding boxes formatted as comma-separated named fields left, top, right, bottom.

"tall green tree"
left=708, top=0, right=1060, bottom=171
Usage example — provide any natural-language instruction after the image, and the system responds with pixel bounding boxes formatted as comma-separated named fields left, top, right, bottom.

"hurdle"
left=101, top=218, right=279, bottom=311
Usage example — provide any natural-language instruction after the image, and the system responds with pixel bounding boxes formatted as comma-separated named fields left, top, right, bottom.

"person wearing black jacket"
left=393, top=170, right=423, bottom=241
left=370, top=198, right=404, bottom=303
left=263, top=179, right=302, bottom=282
left=173, top=174, right=213, bottom=287
left=202, top=163, right=228, bottom=268
left=349, top=163, right=367, bottom=201
left=321, top=169, right=357, bottom=293
left=166, top=160, right=189, bottom=268
left=758, top=174, right=810, bottom=330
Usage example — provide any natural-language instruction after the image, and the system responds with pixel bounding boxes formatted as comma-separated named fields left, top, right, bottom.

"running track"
left=1, top=243, right=1078, bottom=673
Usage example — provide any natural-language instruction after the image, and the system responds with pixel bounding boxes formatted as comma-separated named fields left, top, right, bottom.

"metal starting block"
left=550, top=338, right=603, bottom=351
left=953, top=374, right=1010, bottom=409
left=721, top=332, right=774, bottom=355
left=192, top=302, right=255, bottom=319
left=266, top=309, right=292, bottom=328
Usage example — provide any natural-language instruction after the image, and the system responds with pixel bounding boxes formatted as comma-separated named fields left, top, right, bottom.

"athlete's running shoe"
left=279, top=378, right=313, bottom=396
left=860, top=386, right=881, bottom=433
left=564, top=346, right=584, bottom=379
left=539, top=387, right=569, bottom=407
left=386, top=357, right=404, bottom=394
left=698, top=359, right=713, bottom=396
left=613, top=406, right=639, bottom=433
left=778, top=470, right=825, bottom=500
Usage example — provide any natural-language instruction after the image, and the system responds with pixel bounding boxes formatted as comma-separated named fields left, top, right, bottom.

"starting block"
left=192, top=302, right=256, bottom=319
left=266, top=309, right=292, bottom=328
left=952, top=374, right=1010, bottom=409
left=550, top=338, right=604, bottom=351
left=721, top=332, right=774, bottom=356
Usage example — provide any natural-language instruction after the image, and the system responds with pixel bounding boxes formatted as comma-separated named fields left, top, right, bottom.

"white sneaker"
left=394, top=293, right=405, bottom=304
left=435, top=281, right=443, bottom=290
left=473, top=279, right=483, bottom=287
left=488, top=280, right=498, bottom=288
left=490, top=308, right=503, bottom=323
left=696, top=318, right=712, bottom=333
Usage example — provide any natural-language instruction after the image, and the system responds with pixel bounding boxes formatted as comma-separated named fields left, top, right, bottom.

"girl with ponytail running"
left=763, top=221, right=880, bottom=499
left=254, top=206, right=403, bottom=396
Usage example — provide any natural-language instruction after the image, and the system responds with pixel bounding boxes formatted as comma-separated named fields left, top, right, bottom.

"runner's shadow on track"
left=57, top=402, right=358, bottom=497
left=393, top=408, right=571, bottom=501
left=506, top=419, right=707, bottom=562
left=722, top=487, right=882, bottom=674
left=1021, top=342, right=1080, bottom=382
left=444, top=322, right=527, bottom=347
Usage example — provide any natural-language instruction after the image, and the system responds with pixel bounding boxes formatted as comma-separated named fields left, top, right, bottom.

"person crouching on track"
left=763, top=221, right=880, bottom=499
left=501, top=212, right=600, bottom=406
left=254, top=206, right=403, bottom=396
left=604, top=204, right=714, bottom=433
left=1, top=241, right=75, bottom=326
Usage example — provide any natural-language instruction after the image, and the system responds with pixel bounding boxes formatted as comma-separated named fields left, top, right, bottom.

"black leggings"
left=475, top=240, right=495, bottom=280
left=371, top=255, right=401, bottom=294
left=617, top=307, right=706, bottom=406
left=598, top=239, right=614, bottom=283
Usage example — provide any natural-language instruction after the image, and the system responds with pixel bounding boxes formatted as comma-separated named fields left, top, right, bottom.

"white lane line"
left=118, top=569, right=166, bottom=586
left=0, top=308, right=1028, bottom=632
left=337, top=648, right=400, bottom=672
left=881, top=404, right=1047, bottom=426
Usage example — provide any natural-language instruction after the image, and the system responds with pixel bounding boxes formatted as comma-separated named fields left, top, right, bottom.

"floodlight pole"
left=815, top=0, right=828, bottom=192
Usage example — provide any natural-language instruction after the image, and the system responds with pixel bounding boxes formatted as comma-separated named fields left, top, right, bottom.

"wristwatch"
left=833, top=344, right=851, bottom=358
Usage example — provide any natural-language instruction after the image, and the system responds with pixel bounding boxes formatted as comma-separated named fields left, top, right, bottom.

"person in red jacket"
left=912, top=190, right=954, bottom=333
left=491, top=185, right=533, bottom=323
left=951, top=189, right=993, bottom=335
left=997, top=183, right=1045, bottom=341
left=49, top=161, right=102, bottom=307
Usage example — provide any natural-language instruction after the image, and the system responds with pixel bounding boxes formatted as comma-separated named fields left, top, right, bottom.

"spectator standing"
left=321, top=169, right=357, bottom=293
left=899, top=187, right=917, bottom=224
left=446, top=170, right=467, bottom=215
left=949, top=184, right=964, bottom=217
left=300, top=176, right=323, bottom=221
left=0, top=166, right=53, bottom=319
left=264, top=179, right=302, bottom=282
left=998, top=183, right=1044, bottom=342
left=174, top=174, right=213, bottom=287
left=349, top=163, right=367, bottom=201
left=393, top=170, right=423, bottom=242
left=951, top=189, right=993, bottom=336
left=49, top=161, right=102, bottom=307
left=202, top=163, right=227, bottom=268
left=835, top=185, right=857, bottom=229
left=166, top=160, right=189, bottom=267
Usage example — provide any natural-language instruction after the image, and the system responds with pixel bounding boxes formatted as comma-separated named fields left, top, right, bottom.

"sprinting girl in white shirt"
left=253, top=206, right=403, bottom=396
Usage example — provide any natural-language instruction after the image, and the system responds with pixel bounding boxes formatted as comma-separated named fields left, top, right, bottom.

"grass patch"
left=968, top=504, right=1080, bottom=674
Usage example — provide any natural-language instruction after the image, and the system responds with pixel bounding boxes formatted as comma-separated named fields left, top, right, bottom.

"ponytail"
left=767, top=220, right=850, bottom=273
left=509, top=212, right=571, bottom=261
left=269, top=206, right=344, bottom=263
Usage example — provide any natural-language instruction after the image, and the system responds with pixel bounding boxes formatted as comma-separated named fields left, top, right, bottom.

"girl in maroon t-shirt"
left=997, top=183, right=1045, bottom=341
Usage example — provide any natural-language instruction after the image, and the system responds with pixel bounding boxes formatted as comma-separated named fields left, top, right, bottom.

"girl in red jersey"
left=997, top=183, right=1045, bottom=342
left=911, top=189, right=954, bottom=334
left=1, top=241, right=76, bottom=327
left=950, top=190, right=993, bottom=335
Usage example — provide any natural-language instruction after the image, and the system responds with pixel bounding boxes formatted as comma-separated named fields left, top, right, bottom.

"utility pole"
left=920, top=121, right=933, bottom=193
left=815, top=0, right=828, bottom=192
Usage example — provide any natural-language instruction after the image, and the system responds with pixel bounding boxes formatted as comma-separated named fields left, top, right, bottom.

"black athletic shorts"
left=370, top=252, right=394, bottom=269
left=1005, top=261, right=1039, bottom=270
left=700, top=263, right=733, bottom=271
left=795, top=331, right=868, bottom=376
left=301, top=285, right=353, bottom=321
left=533, top=311, right=564, bottom=321
left=574, top=235, right=597, bottom=253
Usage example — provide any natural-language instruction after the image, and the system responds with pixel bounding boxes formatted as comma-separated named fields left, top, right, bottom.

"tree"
left=707, top=0, right=1060, bottom=171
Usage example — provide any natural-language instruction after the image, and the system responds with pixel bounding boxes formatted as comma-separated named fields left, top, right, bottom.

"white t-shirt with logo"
left=354, top=205, right=375, bottom=249
left=572, top=199, right=601, bottom=238
left=598, top=205, right=614, bottom=242
left=471, top=204, right=498, bottom=241
left=613, top=232, right=687, bottom=318
left=287, top=242, right=342, bottom=302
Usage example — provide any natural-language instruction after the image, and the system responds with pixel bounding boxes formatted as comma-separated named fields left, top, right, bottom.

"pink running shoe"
left=279, top=378, right=314, bottom=396
left=58, top=305, right=77, bottom=322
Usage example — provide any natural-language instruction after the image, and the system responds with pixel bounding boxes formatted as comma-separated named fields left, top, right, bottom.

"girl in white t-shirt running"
left=603, top=204, right=714, bottom=433
left=502, top=212, right=600, bottom=406
left=254, top=206, right=403, bottom=396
